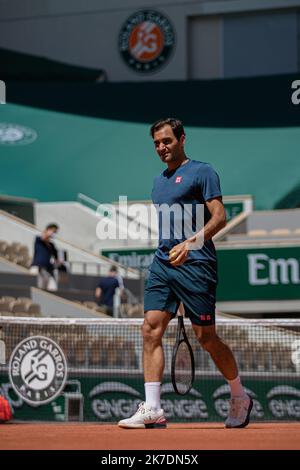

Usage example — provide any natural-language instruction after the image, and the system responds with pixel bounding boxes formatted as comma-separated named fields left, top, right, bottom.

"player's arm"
left=169, top=197, right=226, bottom=266
left=95, top=287, right=102, bottom=299
left=202, top=196, right=226, bottom=241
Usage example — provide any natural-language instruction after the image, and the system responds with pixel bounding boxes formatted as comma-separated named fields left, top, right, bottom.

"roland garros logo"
left=0, top=123, right=37, bottom=145
left=119, top=10, right=175, bottom=73
left=9, top=336, right=67, bottom=406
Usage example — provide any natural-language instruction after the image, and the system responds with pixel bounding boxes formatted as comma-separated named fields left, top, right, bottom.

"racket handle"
left=177, top=303, right=185, bottom=317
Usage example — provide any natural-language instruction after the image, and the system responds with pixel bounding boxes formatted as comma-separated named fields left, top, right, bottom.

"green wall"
left=1, top=103, right=300, bottom=209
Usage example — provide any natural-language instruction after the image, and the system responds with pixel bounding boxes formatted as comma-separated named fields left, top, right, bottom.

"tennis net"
left=0, top=317, right=299, bottom=422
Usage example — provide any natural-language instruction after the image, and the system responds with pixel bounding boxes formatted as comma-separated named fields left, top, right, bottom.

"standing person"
left=31, top=223, right=59, bottom=291
left=95, top=265, right=123, bottom=316
left=118, top=118, right=252, bottom=429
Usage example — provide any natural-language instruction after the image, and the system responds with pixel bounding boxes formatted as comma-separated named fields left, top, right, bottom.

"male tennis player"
left=118, top=118, right=253, bottom=429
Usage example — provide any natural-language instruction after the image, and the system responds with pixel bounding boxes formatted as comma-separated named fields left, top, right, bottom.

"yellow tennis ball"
left=170, top=251, right=177, bottom=259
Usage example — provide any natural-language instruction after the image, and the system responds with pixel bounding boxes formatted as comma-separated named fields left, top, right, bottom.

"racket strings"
left=174, top=341, right=193, bottom=394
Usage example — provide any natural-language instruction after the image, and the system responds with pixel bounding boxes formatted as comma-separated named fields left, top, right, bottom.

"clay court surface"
left=0, top=422, right=300, bottom=450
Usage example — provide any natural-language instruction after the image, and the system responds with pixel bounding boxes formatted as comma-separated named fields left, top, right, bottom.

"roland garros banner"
left=119, top=10, right=175, bottom=74
left=1, top=373, right=299, bottom=423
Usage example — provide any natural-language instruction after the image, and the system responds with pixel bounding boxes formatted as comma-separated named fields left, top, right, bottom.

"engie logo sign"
left=88, top=381, right=300, bottom=421
left=119, top=10, right=175, bottom=73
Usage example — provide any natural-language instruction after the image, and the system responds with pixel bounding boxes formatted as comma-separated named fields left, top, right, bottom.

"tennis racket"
left=171, top=306, right=195, bottom=395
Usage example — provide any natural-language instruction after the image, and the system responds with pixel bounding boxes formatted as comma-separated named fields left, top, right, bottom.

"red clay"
left=0, top=422, right=300, bottom=450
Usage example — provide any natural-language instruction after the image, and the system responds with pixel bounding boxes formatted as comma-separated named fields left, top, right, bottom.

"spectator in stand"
left=31, top=223, right=59, bottom=291
left=95, top=265, right=124, bottom=316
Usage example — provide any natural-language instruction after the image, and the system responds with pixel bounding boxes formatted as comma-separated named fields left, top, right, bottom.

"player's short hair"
left=46, top=223, right=59, bottom=231
left=150, top=118, right=185, bottom=142
left=109, top=265, right=118, bottom=273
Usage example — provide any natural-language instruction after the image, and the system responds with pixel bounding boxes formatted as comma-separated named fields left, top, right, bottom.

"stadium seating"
left=0, top=296, right=41, bottom=317
left=71, top=300, right=143, bottom=318
left=0, top=240, right=31, bottom=268
left=248, top=229, right=268, bottom=237
left=188, top=326, right=296, bottom=373
left=119, top=303, right=144, bottom=318
left=270, top=228, right=292, bottom=236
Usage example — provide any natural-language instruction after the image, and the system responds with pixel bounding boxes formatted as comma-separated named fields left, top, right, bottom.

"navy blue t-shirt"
left=97, top=277, right=120, bottom=307
left=32, top=236, right=57, bottom=273
left=151, top=159, right=222, bottom=263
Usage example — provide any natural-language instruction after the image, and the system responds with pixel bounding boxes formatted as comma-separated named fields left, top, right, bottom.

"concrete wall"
left=1, top=0, right=299, bottom=81
left=187, top=15, right=222, bottom=79
left=0, top=258, right=29, bottom=274
left=31, top=287, right=107, bottom=318
left=247, top=209, right=300, bottom=231
left=223, top=10, right=298, bottom=78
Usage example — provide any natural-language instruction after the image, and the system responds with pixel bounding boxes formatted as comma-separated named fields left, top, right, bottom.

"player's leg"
left=192, top=323, right=253, bottom=428
left=118, top=257, right=178, bottom=429
left=192, top=323, right=238, bottom=379
left=142, top=309, right=173, bottom=414
left=172, top=262, right=252, bottom=428
left=142, top=257, right=178, bottom=386
left=118, top=310, right=172, bottom=429
left=143, top=309, right=173, bottom=383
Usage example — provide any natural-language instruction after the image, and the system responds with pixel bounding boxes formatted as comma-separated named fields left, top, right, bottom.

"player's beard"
left=161, top=146, right=181, bottom=164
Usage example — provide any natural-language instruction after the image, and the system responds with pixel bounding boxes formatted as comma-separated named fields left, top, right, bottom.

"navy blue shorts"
left=144, top=256, right=217, bottom=326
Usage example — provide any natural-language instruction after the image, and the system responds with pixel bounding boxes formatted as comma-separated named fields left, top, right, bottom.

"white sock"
left=227, top=376, right=247, bottom=398
left=145, top=382, right=161, bottom=410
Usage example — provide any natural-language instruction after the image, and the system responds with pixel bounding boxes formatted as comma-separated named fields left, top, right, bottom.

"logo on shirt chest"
left=175, top=176, right=182, bottom=183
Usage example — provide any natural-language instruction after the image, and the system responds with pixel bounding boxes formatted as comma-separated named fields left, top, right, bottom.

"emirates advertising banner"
left=217, top=246, right=300, bottom=301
